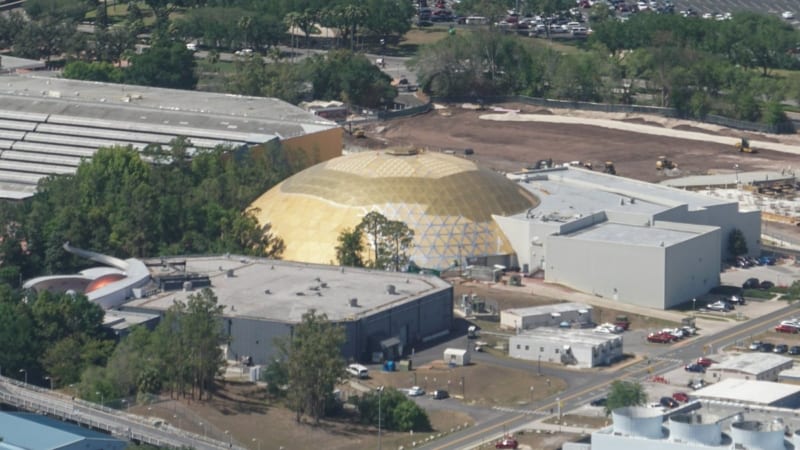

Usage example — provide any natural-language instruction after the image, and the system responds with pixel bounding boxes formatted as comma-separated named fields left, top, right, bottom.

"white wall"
left=662, top=224, right=721, bottom=309
left=509, top=335, right=622, bottom=369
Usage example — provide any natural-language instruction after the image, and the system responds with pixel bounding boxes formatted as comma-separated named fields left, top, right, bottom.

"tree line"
left=412, top=12, right=800, bottom=126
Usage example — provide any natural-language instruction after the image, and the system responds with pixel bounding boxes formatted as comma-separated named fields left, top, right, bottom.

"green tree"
left=605, top=380, right=647, bottom=415
left=357, top=211, right=389, bottom=269
left=356, top=387, right=431, bottom=431
left=305, top=50, right=396, bottom=108
left=14, top=17, right=76, bottom=63
left=24, top=0, right=92, bottom=21
left=335, top=227, right=365, bottom=267
left=728, top=228, right=748, bottom=257
left=383, top=220, right=414, bottom=271
left=62, top=61, right=124, bottom=82
left=0, top=293, right=39, bottom=378
left=124, top=42, right=198, bottom=90
left=276, top=309, right=346, bottom=424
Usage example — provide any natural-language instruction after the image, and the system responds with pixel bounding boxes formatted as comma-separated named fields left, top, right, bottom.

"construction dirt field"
left=349, top=103, right=800, bottom=184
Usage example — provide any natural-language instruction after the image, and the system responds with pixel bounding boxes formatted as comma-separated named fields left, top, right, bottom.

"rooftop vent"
left=349, top=298, right=358, bottom=307
left=264, top=289, right=271, bottom=295
left=320, top=282, right=328, bottom=288
left=226, top=269, right=235, bottom=278
left=386, top=284, right=396, bottom=295
left=296, top=292, right=305, bottom=296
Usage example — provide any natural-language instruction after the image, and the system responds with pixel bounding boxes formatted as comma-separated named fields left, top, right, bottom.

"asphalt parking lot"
left=720, top=259, right=800, bottom=289
left=671, top=0, right=798, bottom=19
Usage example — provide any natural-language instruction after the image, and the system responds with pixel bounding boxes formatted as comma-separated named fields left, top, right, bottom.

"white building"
left=692, top=379, right=800, bottom=408
left=495, top=167, right=760, bottom=309
left=568, top=402, right=800, bottom=450
left=443, top=348, right=470, bottom=366
left=508, top=328, right=622, bottom=368
left=707, top=353, right=793, bottom=382
left=500, top=302, right=592, bottom=330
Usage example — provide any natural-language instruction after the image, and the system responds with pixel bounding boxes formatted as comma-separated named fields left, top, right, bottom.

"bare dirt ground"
left=350, top=103, right=800, bottom=184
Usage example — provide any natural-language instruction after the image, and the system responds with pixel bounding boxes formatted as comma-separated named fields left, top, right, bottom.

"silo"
left=611, top=407, right=664, bottom=440
left=669, top=414, right=722, bottom=446
left=730, top=420, right=785, bottom=450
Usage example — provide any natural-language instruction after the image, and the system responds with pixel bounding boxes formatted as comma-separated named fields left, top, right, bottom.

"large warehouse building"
left=122, top=255, right=454, bottom=364
left=252, top=150, right=759, bottom=310
left=0, top=74, right=342, bottom=199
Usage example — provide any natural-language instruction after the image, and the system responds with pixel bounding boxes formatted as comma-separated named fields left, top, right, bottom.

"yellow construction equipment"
left=656, top=156, right=677, bottom=171
left=353, top=128, right=366, bottom=138
left=735, top=138, right=756, bottom=153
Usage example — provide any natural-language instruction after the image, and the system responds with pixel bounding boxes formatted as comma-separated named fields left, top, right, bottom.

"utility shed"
left=444, top=348, right=470, bottom=366
left=509, top=328, right=623, bottom=368
left=500, top=302, right=592, bottom=330
left=692, top=378, right=800, bottom=407
left=707, top=353, right=793, bottom=382
left=0, top=411, right=126, bottom=450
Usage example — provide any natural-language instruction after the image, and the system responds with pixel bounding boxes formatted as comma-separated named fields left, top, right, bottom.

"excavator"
left=735, top=138, right=756, bottom=153
left=656, top=156, right=677, bottom=171
left=603, top=161, right=616, bottom=175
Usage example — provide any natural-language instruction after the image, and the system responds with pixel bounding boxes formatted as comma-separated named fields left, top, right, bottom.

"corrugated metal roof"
left=0, top=412, right=122, bottom=449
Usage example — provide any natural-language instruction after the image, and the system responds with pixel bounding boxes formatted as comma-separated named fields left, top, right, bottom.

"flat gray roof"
left=693, top=378, right=800, bottom=405
left=510, top=167, right=737, bottom=224
left=103, top=309, right=159, bottom=332
left=512, top=328, right=621, bottom=346
left=0, top=56, right=46, bottom=72
left=0, top=74, right=338, bottom=139
left=661, top=171, right=793, bottom=189
left=565, top=222, right=699, bottom=247
left=124, top=256, right=452, bottom=323
left=711, top=352, right=792, bottom=375
left=504, top=302, right=591, bottom=317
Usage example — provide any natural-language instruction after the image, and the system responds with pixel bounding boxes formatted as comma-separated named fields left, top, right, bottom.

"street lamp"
left=44, top=376, right=53, bottom=390
left=96, top=391, right=104, bottom=407
left=252, top=438, right=261, bottom=450
left=225, top=430, right=231, bottom=446
left=376, top=386, right=385, bottom=450
left=19, top=369, right=26, bottom=385
left=693, top=298, right=696, bottom=311
left=530, top=386, right=534, bottom=402
left=734, top=164, right=740, bottom=185
left=199, top=421, right=206, bottom=438
left=538, top=355, right=542, bottom=375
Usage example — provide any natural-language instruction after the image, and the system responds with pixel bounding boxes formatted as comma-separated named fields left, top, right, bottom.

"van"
left=347, top=364, right=369, bottom=379
left=465, top=16, right=488, bottom=25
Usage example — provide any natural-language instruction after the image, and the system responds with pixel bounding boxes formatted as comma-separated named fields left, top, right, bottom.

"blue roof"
left=0, top=412, right=123, bottom=450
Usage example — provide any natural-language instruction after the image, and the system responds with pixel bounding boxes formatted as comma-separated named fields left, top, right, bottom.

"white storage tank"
left=611, top=407, right=664, bottom=439
left=730, top=420, right=785, bottom=450
left=793, top=429, right=800, bottom=448
left=669, top=414, right=722, bottom=446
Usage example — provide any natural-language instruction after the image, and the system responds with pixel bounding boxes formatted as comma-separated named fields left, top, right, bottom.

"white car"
left=782, top=11, right=794, bottom=20
left=407, top=386, right=425, bottom=396
left=235, top=48, right=254, bottom=57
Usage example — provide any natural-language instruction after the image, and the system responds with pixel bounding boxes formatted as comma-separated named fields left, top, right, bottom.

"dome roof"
left=249, top=150, right=538, bottom=269
left=85, top=273, right=126, bottom=294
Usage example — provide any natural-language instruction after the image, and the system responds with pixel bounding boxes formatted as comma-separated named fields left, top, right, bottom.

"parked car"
left=748, top=340, right=763, bottom=351
left=707, top=301, right=732, bottom=312
left=759, top=255, right=777, bottom=265
left=406, top=386, right=425, bottom=396
left=431, top=390, right=449, bottom=400
left=660, top=396, right=679, bottom=408
left=775, top=324, right=798, bottom=334
left=760, top=342, right=775, bottom=352
left=760, top=280, right=775, bottom=290
left=685, top=363, right=705, bottom=373
left=789, top=346, right=800, bottom=355
left=647, top=332, right=674, bottom=343
left=495, top=437, right=519, bottom=449
left=775, top=344, right=789, bottom=354
left=742, top=278, right=760, bottom=289
left=590, top=397, right=607, bottom=407
left=696, top=357, right=714, bottom=367
left=728, top=295, right=745, bottom=305
left=782, top=11, right=795, bottom=20
left=672, top=392, right=690, bottom=403
left=688, top=379, right=707, bottom=390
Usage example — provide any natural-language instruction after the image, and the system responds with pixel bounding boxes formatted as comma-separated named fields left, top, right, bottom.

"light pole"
left=96, top=391, right=104, bottom=407
left=225, top=430, right=231, bottom=447
left=44, top=376, right=53, bottom=390
left=252, top=438, right=261, bottom=450
left=199, top=421, right=206, bottom=438
left=538, top=355, right=542, bottom=375
left=734, top=164, right=740, bottom=185
left=530, top=386, right=534, bottom=402
left=377, top=386, right=385, bottom=450
left=692, top=298, right=696, bottom=311
left=19, top=369, right=26, bottom=385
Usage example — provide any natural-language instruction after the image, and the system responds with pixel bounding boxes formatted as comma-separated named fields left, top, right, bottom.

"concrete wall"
left=493, top=215, right=559, bottom=272
left=281, top=127, right=343, bottom=169
left=662, top=223, right=721, bottom=309
left=226, top=317, right=292, bottom=365
left=545, top=234, right=667, bottom=309
left=655, top=203, right=761, bottom=260
left=508, top=335, right=622, bottom=368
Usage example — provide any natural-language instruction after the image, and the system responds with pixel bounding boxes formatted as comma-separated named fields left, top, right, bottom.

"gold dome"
left=249, top=150, right=539, bottom=269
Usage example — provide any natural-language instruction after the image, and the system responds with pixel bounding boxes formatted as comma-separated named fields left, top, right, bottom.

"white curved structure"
left=23, top=243, right=151, bottom=309
left=611, top=407, right=664, bottom=439
left=669, top=414, right=722, bottom=446
left=730, top=421, right=785, bottom=450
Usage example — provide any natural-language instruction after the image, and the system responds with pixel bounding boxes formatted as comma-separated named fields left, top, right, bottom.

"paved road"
left=0, top=376, right=241, bottom=450
left=418, top=299, right=800, bottom=449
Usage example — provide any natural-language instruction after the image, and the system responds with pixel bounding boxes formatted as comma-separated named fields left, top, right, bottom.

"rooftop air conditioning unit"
left=386, top=284, right=396, bottom=295
left=349, top=298, right=358, bottom=307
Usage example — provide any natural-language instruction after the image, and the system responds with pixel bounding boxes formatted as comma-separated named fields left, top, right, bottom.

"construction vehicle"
left=603, top=161, right=616, bottom=175
left=656, top=156, right=677, bottom=171
left=526, top=158, right=553, bottom=171
left=352, top=127, right=366, bottom=138
left=735, top=138, right=756, bottom=153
